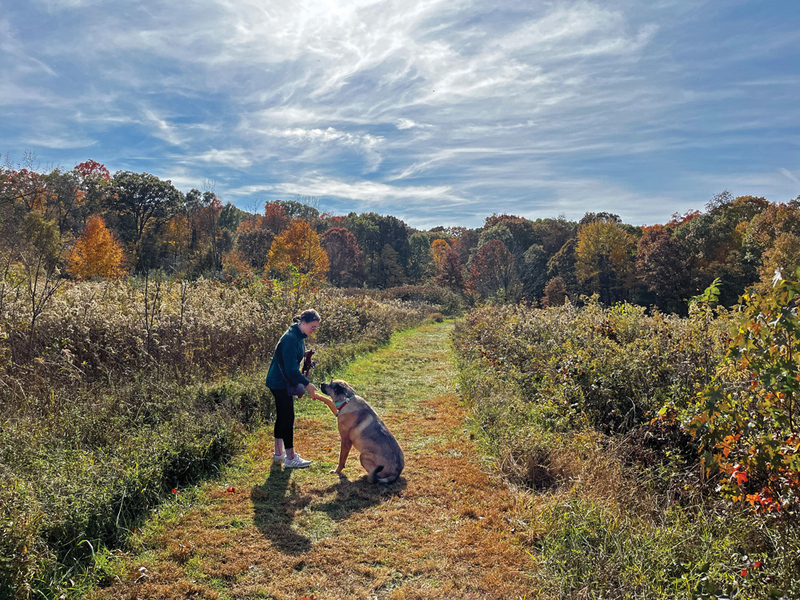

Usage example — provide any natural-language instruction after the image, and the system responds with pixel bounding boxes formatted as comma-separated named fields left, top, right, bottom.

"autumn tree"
left=468, top=239, right=521, bottom=302
left=758, top=233, right=800, bottom=290
left=575, top=220, right=637, bottom=304
left=264, top=201, right=291, bottom=235
left=267, top=219, right=329, bottom=281
left=434, top=245, right=465, bottom=291
left=636, top=224, right=693, bottom=313
left=431, top=239, right=450, bottom=272
left=190, top=196, right=233, bottom=272
left=742, top=201, right=800, bottom=289
left=67, top=215, right=126, bottom=279
left=321, top=227, right=365, bottom=287
left=541, top=276, right=567, bottom=307
left=161, top=213, right=191, bottom=268
left=73, top=160, right=112, bottom=225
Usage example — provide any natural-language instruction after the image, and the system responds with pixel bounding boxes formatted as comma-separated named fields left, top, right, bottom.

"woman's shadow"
left=252, top=464, right=406, bottom=555
left=251, top=462, right=313, bottom=555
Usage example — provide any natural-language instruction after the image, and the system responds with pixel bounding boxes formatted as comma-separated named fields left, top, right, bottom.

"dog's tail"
left=370, top=465, right=386, bottom=484
left=370, top=465, right=398, bottom=484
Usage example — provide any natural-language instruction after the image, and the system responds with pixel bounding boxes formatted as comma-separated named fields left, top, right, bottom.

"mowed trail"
left=95, top=321, right=538, bottom=600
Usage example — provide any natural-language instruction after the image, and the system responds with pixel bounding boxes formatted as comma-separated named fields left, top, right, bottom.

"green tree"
left=344, top=213, right=412, bottom=286
left=407, top=232, right=437, bottom=283
left=110, top=171, right=183, bottom=271
left=676, top=192, right=769, bottom=305
left=369, top=244, right=406, bottom=289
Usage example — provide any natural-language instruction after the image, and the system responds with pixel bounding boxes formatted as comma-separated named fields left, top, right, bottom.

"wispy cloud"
left=1, top=0, right=798, bottom=227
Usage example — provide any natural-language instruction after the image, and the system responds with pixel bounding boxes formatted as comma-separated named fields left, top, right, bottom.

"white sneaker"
left=272, top=453, right=285, bottom=464
left=283, top=454, right=312, bottom=468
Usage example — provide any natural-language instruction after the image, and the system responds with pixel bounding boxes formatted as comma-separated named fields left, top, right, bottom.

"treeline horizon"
left=4, top=155, right=800, bottom=313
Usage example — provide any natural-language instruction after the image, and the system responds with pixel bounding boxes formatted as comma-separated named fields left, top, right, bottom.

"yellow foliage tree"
left=431, top=238, right=450, bottom=271
left=575, top=220, right=636, bottom=304
left=67, top=215, right=127, bottom=279
left=267, top=219, right=329, bottom=281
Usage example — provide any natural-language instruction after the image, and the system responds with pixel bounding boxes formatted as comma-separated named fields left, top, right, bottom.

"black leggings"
left=270, top=388, right=295, bottom=449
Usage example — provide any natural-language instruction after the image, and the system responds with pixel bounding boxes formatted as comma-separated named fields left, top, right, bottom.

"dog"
left=318, top=379, right=404, bottom=484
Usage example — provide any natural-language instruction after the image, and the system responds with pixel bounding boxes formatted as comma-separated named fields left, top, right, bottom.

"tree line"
left=3, top=156, right=800, bottom=313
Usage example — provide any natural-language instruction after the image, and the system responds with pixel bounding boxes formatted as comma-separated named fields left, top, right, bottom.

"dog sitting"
left=317, top=379, right=404, bottom=484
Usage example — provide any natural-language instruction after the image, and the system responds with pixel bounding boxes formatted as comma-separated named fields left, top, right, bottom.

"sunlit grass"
left=89, top=319, right=536, bottom=599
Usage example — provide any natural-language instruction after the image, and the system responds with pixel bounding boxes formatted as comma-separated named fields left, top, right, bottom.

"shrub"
left=453, top=293, right=797, bottom=598
left=678, top=273, right=800, bottom=595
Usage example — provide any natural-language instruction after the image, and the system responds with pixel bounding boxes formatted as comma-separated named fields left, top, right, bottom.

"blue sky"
left=2, top=0, right=799, bottom=229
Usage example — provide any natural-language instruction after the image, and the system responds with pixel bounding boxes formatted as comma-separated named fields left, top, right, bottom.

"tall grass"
left=452, top=299, right=797, bottom=598
left=0, top=276, right=440, bottom=599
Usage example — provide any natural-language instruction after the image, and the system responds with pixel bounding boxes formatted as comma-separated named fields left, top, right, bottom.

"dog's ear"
left=333, top=382, right=345, bottom=396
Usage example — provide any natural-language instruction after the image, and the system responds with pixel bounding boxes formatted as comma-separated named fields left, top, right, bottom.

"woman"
left=265, top=309, right=320, bottom=468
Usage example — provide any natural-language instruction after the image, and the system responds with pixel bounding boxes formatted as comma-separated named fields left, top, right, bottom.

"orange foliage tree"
left=267, top=219, right=329, bottom=281
left=67, top=215, right=127, bottom=279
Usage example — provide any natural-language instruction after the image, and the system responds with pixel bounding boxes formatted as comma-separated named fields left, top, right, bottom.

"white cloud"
left=779, top=168, right=800, bottom=187
left=395, top=118, right=420, bottom=130
left=1, top=1, right=798, bottom=228
left=274, top=176, right=465, bottom=206
left=20, top=135, right=97, bottom=150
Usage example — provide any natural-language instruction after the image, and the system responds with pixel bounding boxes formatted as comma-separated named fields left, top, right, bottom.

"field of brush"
left=452, top=299, right=799, bottom=599
left=4, top=275, right=799, bottom=599
left=0, top=276, right=457, bottom=598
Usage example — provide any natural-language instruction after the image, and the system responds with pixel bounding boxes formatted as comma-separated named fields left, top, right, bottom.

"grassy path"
left=94, top=321, right=538, bottom=599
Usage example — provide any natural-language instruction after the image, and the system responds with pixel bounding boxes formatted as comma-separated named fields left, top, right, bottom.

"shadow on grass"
left=251, top=462, right=313, bottom=555
left=312, top=474, right=407, bottom=521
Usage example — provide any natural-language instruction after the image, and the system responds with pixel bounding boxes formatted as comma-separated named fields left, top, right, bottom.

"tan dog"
left=318, top=379, right=404, bottom=484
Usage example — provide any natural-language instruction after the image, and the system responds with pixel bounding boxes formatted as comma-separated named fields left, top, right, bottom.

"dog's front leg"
left=333, top=438, right=352, bottom=474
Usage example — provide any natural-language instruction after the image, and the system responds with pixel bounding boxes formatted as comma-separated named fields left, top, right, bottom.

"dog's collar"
left=334, top=394, right=355, bottom=411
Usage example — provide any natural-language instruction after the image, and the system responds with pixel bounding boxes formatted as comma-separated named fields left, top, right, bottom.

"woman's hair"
left=293, top=309, right=321, bottom=324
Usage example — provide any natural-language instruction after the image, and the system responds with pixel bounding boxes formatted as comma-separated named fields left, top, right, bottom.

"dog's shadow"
left=251, top=464, right=407, bottom=555
left=251, top=463, right=313, bottom=555
left=312, top=473, right=407, bottom=522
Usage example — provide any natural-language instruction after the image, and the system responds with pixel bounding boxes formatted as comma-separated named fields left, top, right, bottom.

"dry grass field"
left=91, top=321, right=539, bottom=600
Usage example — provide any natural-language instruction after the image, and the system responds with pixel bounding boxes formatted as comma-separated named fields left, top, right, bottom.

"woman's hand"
left=306, top=382, right=317, bottom=399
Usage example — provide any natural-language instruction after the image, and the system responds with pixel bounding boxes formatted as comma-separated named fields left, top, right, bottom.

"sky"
left=1, top=0, right=799, bottom=230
